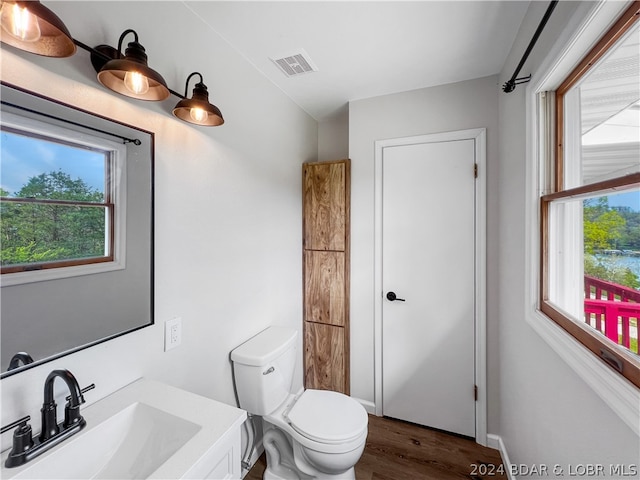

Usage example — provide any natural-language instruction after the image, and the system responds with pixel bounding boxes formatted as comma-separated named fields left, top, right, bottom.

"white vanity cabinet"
left=1, top=379, right=247, bottom=480
left=184, top=418, right=244, bottom=479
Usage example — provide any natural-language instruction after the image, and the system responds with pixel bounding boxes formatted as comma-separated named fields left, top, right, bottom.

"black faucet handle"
left=63, top=403, right=86, bottom=429
left=63, top=383, right=93, bottom=429
left=65, top=383, right=95, bottom=404
left=1, top=416, right=34, bottom=458
left=1, top=415, right=31, bottom=434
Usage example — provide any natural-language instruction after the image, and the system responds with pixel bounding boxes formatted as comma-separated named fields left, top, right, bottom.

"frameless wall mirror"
left=0, top=82, right=154, bottom=377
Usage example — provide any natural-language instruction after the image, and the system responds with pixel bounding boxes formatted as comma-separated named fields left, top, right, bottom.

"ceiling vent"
left=270, top=50, right=318, bottom=77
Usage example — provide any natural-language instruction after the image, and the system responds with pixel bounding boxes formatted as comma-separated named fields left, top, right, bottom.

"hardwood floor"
left=245, top=415, right=506, bottom=480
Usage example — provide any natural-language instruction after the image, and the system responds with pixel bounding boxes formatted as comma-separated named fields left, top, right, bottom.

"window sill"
left=525, top=307, right=640, bottom=436
left=1, top=259, right=125, bottom=287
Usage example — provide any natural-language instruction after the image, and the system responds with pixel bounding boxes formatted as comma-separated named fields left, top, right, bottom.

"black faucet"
left=1, top=369, right=92, bottom=468
left=7, top=352, right=34, bottom=371
left=40, top=369, right=86, bottom=442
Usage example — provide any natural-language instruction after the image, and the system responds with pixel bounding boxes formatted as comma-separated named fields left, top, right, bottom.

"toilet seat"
left=263, top=390, right=369, bottom=454
left=285, top=390, right=368, bottom=445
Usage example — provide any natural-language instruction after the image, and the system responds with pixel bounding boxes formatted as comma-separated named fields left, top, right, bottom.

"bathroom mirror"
left=0, top=82, right=154, bottom=378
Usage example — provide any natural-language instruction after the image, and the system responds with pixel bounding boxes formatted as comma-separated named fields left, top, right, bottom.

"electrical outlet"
left=164, top=317, right=182, bottom=351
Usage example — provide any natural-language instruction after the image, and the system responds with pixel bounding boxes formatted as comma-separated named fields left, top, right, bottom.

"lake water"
left=617, top=255, right=640, bottom=279
left=595, top=255, right=640, bottom=286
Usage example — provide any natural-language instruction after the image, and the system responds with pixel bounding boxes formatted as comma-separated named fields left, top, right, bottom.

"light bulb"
left=1, top=3, right=41, bottom=42
left=189, top=107, right=207, bottom=123
left=123, top=71, right=149, bottom=96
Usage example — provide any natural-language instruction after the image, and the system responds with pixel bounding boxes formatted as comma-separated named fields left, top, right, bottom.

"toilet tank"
left=231, top=326, right=297, bottom=416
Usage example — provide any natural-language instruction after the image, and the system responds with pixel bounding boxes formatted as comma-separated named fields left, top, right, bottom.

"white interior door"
left=381, top=138, right=476, bottom=437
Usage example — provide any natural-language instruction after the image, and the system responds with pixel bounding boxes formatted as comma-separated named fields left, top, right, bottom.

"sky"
left=0, top=130, right=105, bottom=195
left=609, top=190, right=640, bottom=211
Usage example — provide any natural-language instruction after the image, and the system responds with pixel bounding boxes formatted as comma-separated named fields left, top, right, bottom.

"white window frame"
left=1, top=111, right=127, bottom=287
left=524, top=0, right=640, bottom=436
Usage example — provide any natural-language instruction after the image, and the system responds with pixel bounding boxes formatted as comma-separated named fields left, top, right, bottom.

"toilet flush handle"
left=263, top=366, right=275, bottom=375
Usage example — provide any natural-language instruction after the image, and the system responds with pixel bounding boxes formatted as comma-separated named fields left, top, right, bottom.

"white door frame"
left=373, top=128, right=487, bottom=445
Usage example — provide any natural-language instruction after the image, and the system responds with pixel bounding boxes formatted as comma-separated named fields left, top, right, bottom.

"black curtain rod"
left=1, top=100, right=142, bottom=145
left=73, top=39, right=185, bottom=99
left=503, top=0, right=559, bottom=93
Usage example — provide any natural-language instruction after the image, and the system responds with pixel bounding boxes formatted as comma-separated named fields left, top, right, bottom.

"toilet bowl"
left=266, top=389, right=368, bottom=477
left=231, top=326, right=368, bottom=479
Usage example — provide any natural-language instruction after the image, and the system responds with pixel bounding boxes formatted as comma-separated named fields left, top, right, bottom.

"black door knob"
left=386, top=291, right=405, bottom=302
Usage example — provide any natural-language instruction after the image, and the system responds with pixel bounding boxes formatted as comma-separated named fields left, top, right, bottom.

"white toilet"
left=231, top=326, right=368, bottom=480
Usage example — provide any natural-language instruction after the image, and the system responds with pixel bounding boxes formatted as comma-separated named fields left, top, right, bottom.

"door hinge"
left=474, top=163, right=478, bottom=178
left=474, top=385, right=478, bottom=401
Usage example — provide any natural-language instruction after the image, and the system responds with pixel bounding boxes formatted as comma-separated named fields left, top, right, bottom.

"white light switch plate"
left=165, top=317, right=182, bottom=351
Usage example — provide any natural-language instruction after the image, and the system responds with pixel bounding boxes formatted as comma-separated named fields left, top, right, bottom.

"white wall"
left=0, top=1, right=317, bottom=451
left=348, top=75, right=500, bottom=428
left=497, top=0, right=639, bottom=471
left=318, top=107, right=349, bottom=162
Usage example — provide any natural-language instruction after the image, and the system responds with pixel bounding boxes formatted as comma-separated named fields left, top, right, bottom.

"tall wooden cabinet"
left=302, top=159, right=350, bottom=394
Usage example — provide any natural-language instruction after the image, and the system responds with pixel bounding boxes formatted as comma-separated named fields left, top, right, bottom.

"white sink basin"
left=13, top=402, right=200, bottom=480
left=1, top=379, right=247, bottom=479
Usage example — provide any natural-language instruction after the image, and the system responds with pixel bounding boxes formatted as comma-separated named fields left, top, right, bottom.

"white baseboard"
left=487, top=434, right=515, bottom=480
left=353, top=397, right=376, bottom=414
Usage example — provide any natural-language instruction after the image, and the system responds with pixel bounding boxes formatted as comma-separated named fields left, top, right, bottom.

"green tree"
left=583, top=196, right=639, bottom=290
left=583, top=197, right=626, bottom=253
left=18, top=170, right=103, bottom=202
left=1, top=170, right=106, bottom=266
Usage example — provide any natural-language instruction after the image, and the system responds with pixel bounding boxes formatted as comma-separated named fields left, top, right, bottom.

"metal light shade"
left=173, top=73, right=224, bottom=127
left=97, top=30, right=169, bottom=101
left=0, top=0, right=75, bottom=57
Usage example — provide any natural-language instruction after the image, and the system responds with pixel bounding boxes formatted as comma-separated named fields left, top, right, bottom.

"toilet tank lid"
left=231, top=326, right=297, bottom=366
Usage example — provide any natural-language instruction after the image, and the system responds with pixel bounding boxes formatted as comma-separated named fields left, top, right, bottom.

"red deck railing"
left=584, top=275, right=640, bottom=353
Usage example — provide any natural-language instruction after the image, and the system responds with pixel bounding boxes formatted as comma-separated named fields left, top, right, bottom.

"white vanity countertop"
left=1, top=378, right=247, bottom=479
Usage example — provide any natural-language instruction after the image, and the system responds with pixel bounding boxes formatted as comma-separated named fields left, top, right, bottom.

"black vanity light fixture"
left=172, top=72, right=224, bottom=127
left=0, top=0, right=76, bottom=57
left=0, top=1, right=224, bottom=127
left=94, top=29, right=170, bottom=102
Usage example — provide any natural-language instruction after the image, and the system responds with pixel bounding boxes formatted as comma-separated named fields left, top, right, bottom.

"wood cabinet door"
left=303, top=162, right=346, bottom=251
left=304, top=322, right=347, bottom=393
left=304, top=250, right=345, bottom=326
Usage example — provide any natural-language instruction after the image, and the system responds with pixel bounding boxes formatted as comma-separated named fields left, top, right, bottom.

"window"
left=0, top=111, right=126, bottom=283
left=540, top=3, right=640, bottom=388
